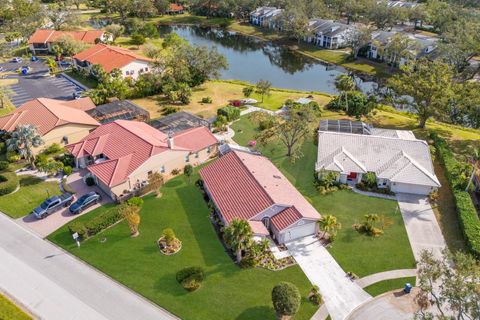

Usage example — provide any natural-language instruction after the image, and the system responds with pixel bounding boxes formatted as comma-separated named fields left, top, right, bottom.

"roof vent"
left=273, top=175, right=282, bottom=179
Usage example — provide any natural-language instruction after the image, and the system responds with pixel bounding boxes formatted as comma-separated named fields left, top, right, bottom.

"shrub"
left=44, top=143, right=63, bottom=155
left=126, top=197, right=144, bottom=207
left=68, top=221, right=87, bottom=238
left=217, top=106, right=240, bottom=122
left=242, top=86, right=254, bottom=97
left=309, top=285, right=323, bottom=305
left=171, top=168, right=181, bottom=175
left=362, top=172, right=377, bottom=188
left=259, top=116, right=276, bottom=131
left=0, top=161, right=9, bottom=171
left=6, top=151, right=20, bottom=163
left=176, top=266, right=205, bottom=292
left=85, top=176, right=95, bottom=186
left=431, top=133, right=480, bottom=258
left=239, top=256, right=256, bottom=269
left=57, top=153, right=75, bottom=167
left=162, top=228, right=176, bottom=246
left=201, top=96, right=212, bottom=103
left=271, top=282, right=301, bottom=318
left=75, top=208, right=122, bottom=238
left=130, top=33, right=146, bottom=46
left=162, top=106, right=179, bottom=115
left=0, top=172, right=18, bottom=195
left=63, top=166, right=73, bottom=176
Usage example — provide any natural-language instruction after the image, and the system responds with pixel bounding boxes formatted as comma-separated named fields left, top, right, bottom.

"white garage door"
left=282, top=222, right=316, bottom=243
left=391, top=183, right=433, bottom=195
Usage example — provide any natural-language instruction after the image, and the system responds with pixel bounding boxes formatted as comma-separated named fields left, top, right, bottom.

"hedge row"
left=68, top=208, right=121, bottom=239
left=0, top=172, right=19, bottom=196
left=431, top=133, right=480, bottom=258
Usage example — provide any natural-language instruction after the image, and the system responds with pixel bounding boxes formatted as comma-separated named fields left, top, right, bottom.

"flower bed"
left=256, top=251, right=296, bottom=271
left=158, top=236, right=182, bottom=255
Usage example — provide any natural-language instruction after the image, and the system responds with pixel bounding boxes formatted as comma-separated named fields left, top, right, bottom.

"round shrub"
left=239, top=256, right=256, bottom=269
left=63, top=166, right=73, bottom=176
left=272, top=282, right=301, bottom=319
left=0, top=161, right=9, bottom=171
left=85, top=176, right=95, bottom=186
left=176, top=266, right=205, bottom=292
left=126, top=197, right=144, bottom=208
left=0, top=172, right=19, bottom=196
left=6, top=151, right=20, bottom=163
left=201, top=97, right=212, bottom=104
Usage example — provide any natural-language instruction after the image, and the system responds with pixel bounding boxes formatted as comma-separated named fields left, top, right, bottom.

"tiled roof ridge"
left=318, top=130, right=424, bottom=143
left=376, top=150, right=405, bottom=175
left=109, top=153, right=133, bottom=186
left=340, top=147, right=368, bottom=172
left=394, top=152, right=440, bottom=185
left=113, top=121, right=164, bottom=149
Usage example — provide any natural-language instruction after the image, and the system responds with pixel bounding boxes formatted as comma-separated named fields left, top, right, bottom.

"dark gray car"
left=69, top=192, right=101, bottom=214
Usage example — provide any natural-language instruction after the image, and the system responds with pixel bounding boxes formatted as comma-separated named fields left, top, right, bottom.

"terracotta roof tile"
left=0, top=98, right=99, bottom=135
left=73, top=44, right=152, bottom=72
left=271, top=207, right=303, bottom=231
left=173, top=126, right=218, bottom=152
left=28, top=29, right=105, bottom=44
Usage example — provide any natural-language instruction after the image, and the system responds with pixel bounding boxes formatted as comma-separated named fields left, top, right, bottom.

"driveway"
left=0, top=213, right=177, bottom=320
left=396, top=193, right=447, bottom=261
left=287, top=236, right=371, bottom=320
left=1, top=60, right=84, bottom=107
left=16, top=171, right=111, bottom=238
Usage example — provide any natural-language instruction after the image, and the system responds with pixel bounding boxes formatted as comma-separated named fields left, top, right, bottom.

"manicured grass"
left=48, top=174, right=318, bottom=320
left=132, top=80, right=332, bottom=118
left=115, top=37, right=164, bottom=54
left=0, top=293, right=31, bottom=320
left=64, top=70, right=98, bottom=89
left=0, top=175, right=61, bottom=218
left=363, top=277, right=416, bottom=297
left=232, top=115, right=416, bottom=277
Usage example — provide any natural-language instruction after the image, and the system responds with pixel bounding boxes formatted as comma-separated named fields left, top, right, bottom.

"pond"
left=158, top=25, right=375, bottom=94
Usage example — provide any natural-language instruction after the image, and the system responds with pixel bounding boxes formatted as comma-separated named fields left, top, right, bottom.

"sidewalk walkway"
left=0, top=213, right=178, bottom=320
left=355, top=269, right=417, bottom=288
left=350, top=186, right=397, bottom=200
left=287, top=236, right=371, bottom=320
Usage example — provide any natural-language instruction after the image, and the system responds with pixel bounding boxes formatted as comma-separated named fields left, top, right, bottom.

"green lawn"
left=363, top=277, right=416, bottom=297
left=0, top=175, right=61, bottom=218
left=0, top=293, right=31, bottom=320
left=48, top=174, right=318, bottom=320
left=231, top=115, right=416, bottom=277
left=64, top=70, right=98, bottom=89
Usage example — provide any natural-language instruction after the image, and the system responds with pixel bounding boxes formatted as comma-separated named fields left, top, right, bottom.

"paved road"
left=0, top=213, right=178, bottom=320
left=287, top=236, right=371, bottom=320
left=397, top=193, right=447, bottom=261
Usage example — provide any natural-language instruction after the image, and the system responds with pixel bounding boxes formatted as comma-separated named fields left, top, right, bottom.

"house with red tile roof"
left=67, top=120, right=217, bottom=200
left=28, top=29, right=111, bottom=55
left=199, top=149, right=321, bottom=244
left=0, top=97, right=99, bottom=154
left=166, top=3, right=185, bottom=14
left=73, top=44, right=153, bottom=79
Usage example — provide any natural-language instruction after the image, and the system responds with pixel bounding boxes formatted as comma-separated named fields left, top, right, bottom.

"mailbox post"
left=72, top=232, right=80, bottom=247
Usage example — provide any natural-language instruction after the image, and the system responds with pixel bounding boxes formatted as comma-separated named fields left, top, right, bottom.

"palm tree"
left=465, top=147, right=480, bottom=191
left=6, top=124, right=44, bottom=169
left=223, top=219, right=253, bottom=263
left=334, top=74, right=356, bottom=113
left=317, top=215, right=341, bottom=240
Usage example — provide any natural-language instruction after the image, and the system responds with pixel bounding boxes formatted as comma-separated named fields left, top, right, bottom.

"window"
left=160, top=166, right=165, bottom=173
left=207, top=146, right=211, bottom=154
left=184, top=155, right=190, bottom=163
left=195, top=152, right=199, bottom=158
left=62, top=136, right=69, bottom=144
left=130, top=70, right=134, bottom=74
left=144, top=67, right=149, bottom=71
left=147, top=171, right=153, bottom=176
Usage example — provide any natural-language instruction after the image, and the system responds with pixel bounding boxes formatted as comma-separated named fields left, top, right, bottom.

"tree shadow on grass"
left=235, top=306, right=275, bottom=320
left=154, top=272, right=189, bottom=297
left=19, top=175, right=43, bottom=186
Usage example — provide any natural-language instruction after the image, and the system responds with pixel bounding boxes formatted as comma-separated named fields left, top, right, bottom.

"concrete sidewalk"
left=0, top=213, right=178, bottom=320
left=287, top=236, right=371, bottom=320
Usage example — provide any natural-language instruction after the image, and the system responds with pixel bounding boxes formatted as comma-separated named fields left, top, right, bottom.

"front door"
left=347, top=172, right=357, bottom=180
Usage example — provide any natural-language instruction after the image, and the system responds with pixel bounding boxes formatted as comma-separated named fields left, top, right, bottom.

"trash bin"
left=31, top=56, right=38, bottom=61
left=404, top=283, right=412, bottom=294
left=21, top=68, right=29, bottom=75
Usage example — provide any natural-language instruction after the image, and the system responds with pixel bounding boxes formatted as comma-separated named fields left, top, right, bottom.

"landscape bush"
left=85, top=176, right=95, bottom=186
left=44, top=143, right=63, bottom=155
left=217, top=106, right=240, bottom=122
left=0, top=161, right=9, bottom=171
left=201, top=96, right=212, bottom=103
left=0, top=172, right=18, bottom=195
left=126, top=197, right=144, bottom=207
left=6, top=151, right=20, bottom=163
left=431, top=133, right=480, bottom=258
left=63, top=166, right=73, bottom=176
left=68, top=208, right=122, bottom=239
left=176, top=266, right=205, bottom=292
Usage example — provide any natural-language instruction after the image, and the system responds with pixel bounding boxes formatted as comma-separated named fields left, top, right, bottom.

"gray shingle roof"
left=316, top=130, right=440, bottom=187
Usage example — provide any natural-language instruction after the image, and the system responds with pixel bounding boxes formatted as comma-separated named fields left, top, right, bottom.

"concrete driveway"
left=287, top=236, right=371, bottom=320
left=0, top=60, right=84, bottom=107
left=16, top=171, right=111, bottom=238
left=396, top=193, right=447, bottom=261
left=0, top=213, right=177, bottom=320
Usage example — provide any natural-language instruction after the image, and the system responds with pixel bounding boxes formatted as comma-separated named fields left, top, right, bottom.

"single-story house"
left=200, top=149, right=321, bottom=244
left=316, top=120, right=440, bottom=195
left=0, top=97, right=99, bottom=153
left=367, top=31, right=438, bottom=66
left=304, top=19, right=355, bottom=49
left=73, top=44, right=153, bottom=80
left=28, top=29, right=111, bottom=55
left=86, top=100, right=150, bottom=124
left=149, top=111, right=211, bottom=134
left=386, top=1, right=419, bottom=9
left=166, top=3, right=185, bottom=14
left=66, top=120, right=218, bottom=200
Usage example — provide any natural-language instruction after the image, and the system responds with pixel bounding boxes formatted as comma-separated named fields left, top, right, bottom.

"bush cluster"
left=0, top=161, right=9, bottom=171
left=431, top=133, right=480, bottom=258
left=217, top=106, right=240, bottom=122
left=176, top=266, right=205, bottom=292
left=0, top=172, right=18, bottom=195
left=68, top=208, right=121, bottom=239
left=201, top=96, right=212, bottom=103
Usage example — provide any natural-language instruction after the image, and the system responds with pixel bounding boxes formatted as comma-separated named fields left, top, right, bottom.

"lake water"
left=158, top=25, right=375, bottom=94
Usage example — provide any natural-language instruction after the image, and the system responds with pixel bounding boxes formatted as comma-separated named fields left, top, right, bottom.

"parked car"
left=33, top=193, right=74, bottom=219
left=11, top=57, right=22, bottom=63
left=69, top=191, right=101, bottom=214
